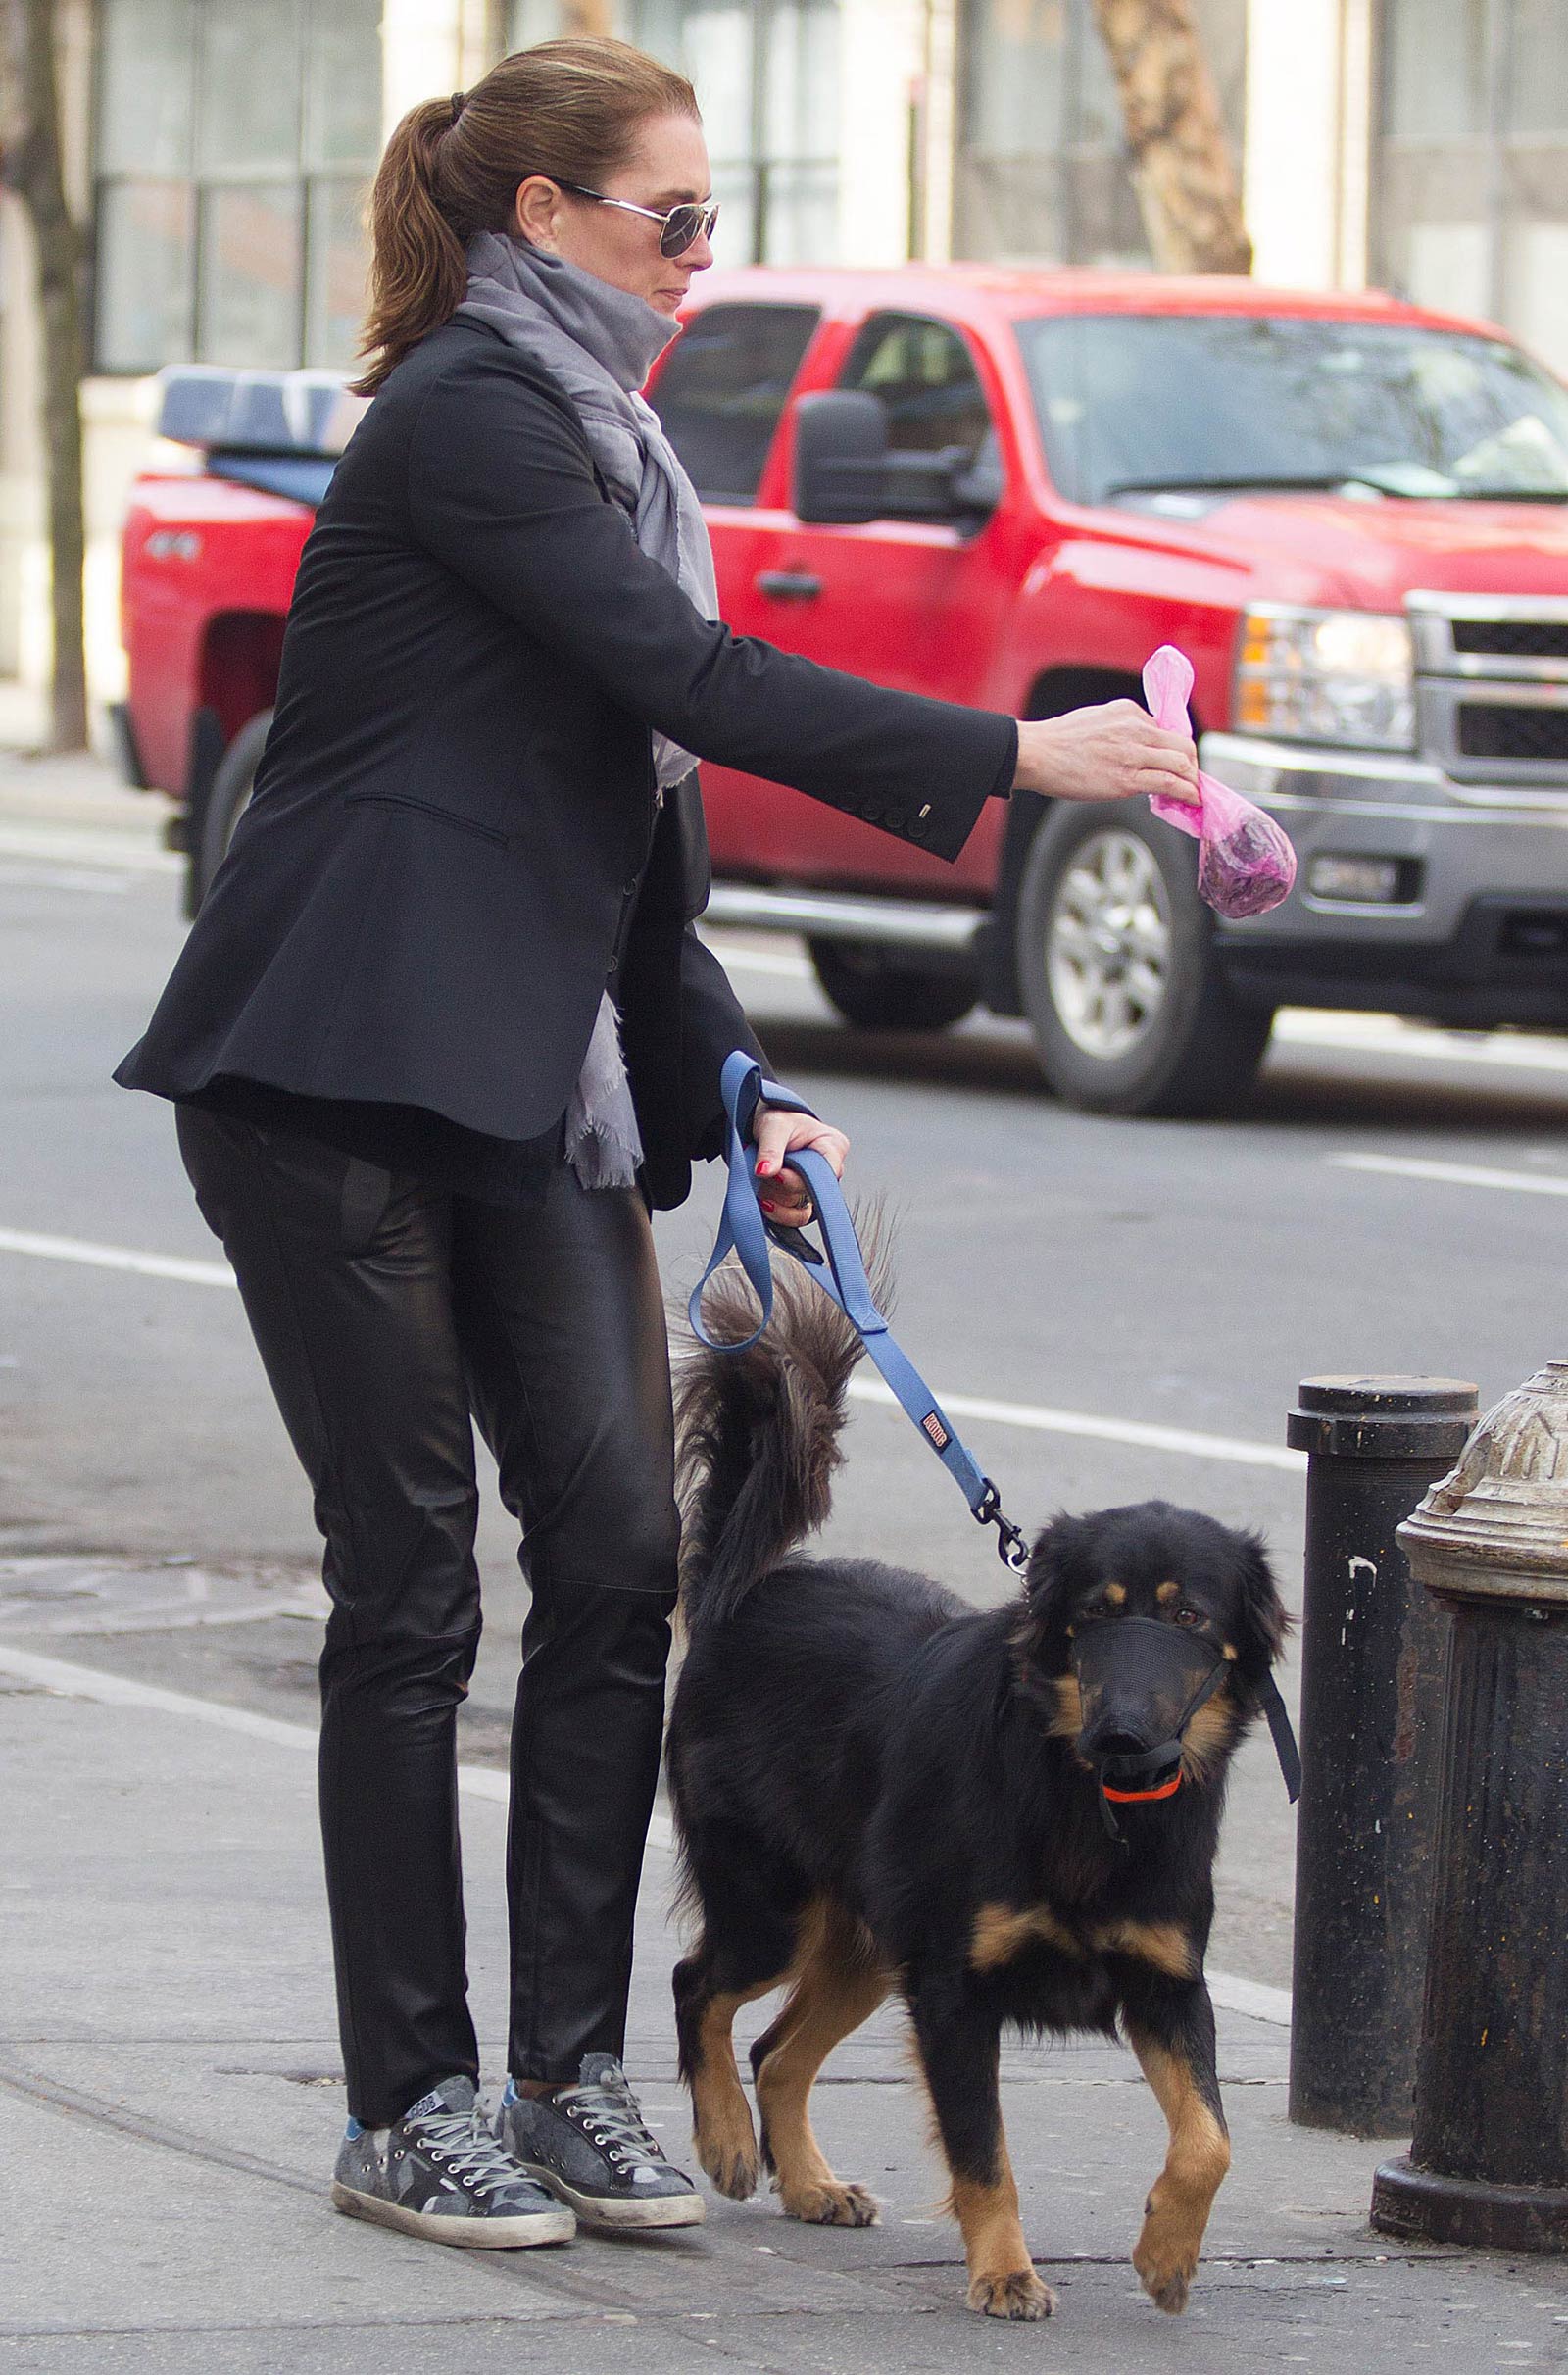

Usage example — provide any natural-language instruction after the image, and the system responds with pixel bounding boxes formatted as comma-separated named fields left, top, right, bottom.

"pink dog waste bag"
left=1143, top=645, right=1297, bottom=919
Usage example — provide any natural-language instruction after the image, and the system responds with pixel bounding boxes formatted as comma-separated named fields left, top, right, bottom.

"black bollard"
left=1286, top=1375, right=1479, bottom=2136
left=1373, top=1361, right=1568, bottom=2251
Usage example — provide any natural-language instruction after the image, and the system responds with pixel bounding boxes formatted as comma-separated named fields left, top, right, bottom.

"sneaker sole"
left=514, top=2163, right=707, bottom=2231
left=330, top=2180, right=576, bottom=2249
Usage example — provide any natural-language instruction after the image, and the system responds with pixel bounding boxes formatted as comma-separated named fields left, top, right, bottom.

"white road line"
left=699, top=932, right=1568, bottom=1079
left=0, top=1640, right=669, bottom=1839
left=0, top=1227, right=236, bottom=1287
left=0, top=861, right=132, bottom=895
left=698, top=937, right=813, bottom=980
left=0, top=1640, right=1287, bottom=2023
left=1328, top=1152, right=1568, bottom=1199
left=1274, top=1010, right=1568, bottom=1077
left=0, top=822, right=180, bottom=874
left=0, top=1222, right=1299, bottom=1475
left=847, top=1377, right=1303, bottom=1473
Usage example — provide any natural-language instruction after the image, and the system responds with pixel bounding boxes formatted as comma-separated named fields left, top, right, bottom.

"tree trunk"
left=560, top=0, right=612, bottom=34
left=1090, top=0, right=1251, bottom=276
left=2, top=0, right=89, bottom=751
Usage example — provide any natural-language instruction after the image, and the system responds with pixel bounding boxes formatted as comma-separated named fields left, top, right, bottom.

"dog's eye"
left=1174, top=1605, right=1206, bottom=1627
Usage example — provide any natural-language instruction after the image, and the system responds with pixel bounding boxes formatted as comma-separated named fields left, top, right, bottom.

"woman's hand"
left=753, top=1105, right=851, bottom=1230
left=1013, top=702, right=1200, bottom=806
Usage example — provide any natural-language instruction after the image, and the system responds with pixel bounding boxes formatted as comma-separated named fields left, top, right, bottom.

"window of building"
left=507, top=0, right=839, bottom=263
left=648, top=301, right=820, bottom=499
left=836, top=311, right=999, bottom=516
left=954, top=0, right=1247, bottom=267
left=1375, top=0, right=1568, bottom=374
left=92, top=0, right=383, bottom=374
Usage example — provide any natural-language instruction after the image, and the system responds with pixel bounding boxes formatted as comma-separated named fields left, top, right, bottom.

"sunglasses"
left=556, top=180, right=719, bottom=259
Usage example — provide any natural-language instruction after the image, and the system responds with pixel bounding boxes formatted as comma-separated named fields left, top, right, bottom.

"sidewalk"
left=2, top=1645, right=1561, bottom=2375
left=0, top=691, right=177, bottom=860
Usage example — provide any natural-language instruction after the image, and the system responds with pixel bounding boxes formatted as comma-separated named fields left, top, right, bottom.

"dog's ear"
left=1230, top=1531, right=1293, bottom=1686
left=1024, top=1512, right=1099, bottom=1638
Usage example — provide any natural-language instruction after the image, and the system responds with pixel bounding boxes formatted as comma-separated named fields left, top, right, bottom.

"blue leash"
left=688, top=1051, right=1031, bottom=1574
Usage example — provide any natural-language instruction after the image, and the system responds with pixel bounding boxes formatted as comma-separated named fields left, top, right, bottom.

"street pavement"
left=9, top=1652, right=1568, bottom=2374
left=4, top=747, right=1568, bottom=2366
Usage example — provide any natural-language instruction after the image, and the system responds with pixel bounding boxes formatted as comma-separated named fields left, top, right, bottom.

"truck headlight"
left=1234, top=606, right=1415, bottom=751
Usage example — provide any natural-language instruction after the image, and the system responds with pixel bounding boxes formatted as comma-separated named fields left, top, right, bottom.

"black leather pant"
left=176, top=1108, right=679, bottom=2126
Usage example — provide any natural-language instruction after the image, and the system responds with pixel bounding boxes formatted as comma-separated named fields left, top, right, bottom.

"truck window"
left=1016, top=312, right=1568, bottom=508
left=836, top=313, right=1000, bottom=518
left=650, top=302, right=821, bottom=504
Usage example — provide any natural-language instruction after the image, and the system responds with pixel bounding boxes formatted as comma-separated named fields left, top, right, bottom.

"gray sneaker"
left=496, top=2053, right=705, bottom=2231
left=331, top=2074, right=576, bottom=2249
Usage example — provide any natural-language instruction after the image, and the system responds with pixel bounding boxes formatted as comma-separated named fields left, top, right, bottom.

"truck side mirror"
left=792, top=390, right=890, bottom=525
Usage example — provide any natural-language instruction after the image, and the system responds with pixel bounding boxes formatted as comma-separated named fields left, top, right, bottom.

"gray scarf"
left=455, top=233, right=721, bottom=1188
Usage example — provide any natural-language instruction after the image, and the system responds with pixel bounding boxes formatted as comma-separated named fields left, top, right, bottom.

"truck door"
left=748, top=311, right=1011, bottom=895
left=646, top=299, right=822, bottom=877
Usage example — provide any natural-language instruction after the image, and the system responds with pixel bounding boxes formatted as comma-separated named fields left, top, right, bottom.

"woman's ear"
left=513, top=174, right=562, bottom=249
left=1232, top=1530, right=1292, bottom=1683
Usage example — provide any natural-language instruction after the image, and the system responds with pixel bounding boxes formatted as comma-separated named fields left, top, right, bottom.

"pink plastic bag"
left=1143, top=645, right=1297, bottom=919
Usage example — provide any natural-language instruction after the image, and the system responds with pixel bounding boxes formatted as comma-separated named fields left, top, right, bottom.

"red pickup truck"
left=116, top=265, right=1568, bottom=1115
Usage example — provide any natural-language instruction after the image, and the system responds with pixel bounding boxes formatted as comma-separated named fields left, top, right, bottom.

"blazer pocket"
left=343, top=791, right=509, bottom=847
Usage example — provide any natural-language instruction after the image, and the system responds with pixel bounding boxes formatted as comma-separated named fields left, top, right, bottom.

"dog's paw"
left=1133, top=2214, right=1199, bottom=2315
left=778, top=2178, right=880, bottom=2227
left=695, top=2125, right=760, bottom=2201
left=966, top=2268, right=1057, bottom=2320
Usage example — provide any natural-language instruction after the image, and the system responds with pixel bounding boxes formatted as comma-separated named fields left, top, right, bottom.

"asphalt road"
left=3, top=799, right=1566, bottom=1995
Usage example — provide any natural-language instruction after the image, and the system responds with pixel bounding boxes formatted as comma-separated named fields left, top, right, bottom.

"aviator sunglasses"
left=555, top=180, right=719, bottom=258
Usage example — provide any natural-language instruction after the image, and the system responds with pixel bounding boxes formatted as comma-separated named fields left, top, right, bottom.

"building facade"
left=2, top=0, right=1566, bottom=700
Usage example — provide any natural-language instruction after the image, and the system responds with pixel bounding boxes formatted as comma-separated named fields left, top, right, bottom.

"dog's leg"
left=910, top=1989, right=1055, bottom=2321
left=749, top=1905, right=888, bottom=2228
left=674, top=1951, right=782, bottom=2202
left=673, top=1823, right=807, bottom=2202
left=1123, top=1978, right=1230, bottom=2315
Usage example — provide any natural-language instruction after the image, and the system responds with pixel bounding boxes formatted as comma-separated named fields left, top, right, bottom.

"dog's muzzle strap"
left=1259, top=1670, right=1301, bottom=1804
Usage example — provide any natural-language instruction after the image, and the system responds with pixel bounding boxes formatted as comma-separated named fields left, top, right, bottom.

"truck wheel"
left=1016, top=802, right=1273, bottom=1116
left=194, top=709, right=273, bottom=909
left=808, top=939, right=978, bottom=1031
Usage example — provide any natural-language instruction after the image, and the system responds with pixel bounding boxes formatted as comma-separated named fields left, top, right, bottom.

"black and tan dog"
left=667, top=1259, right=1291, bottom=2321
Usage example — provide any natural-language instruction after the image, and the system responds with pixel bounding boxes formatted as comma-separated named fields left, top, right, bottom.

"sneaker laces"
left=562, top=2071, right=666, bottom=2167
left=408, top=2106, right=537, bottom=2200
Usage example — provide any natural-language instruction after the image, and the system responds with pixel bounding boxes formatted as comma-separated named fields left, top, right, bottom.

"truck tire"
left=194, top=709, right=273, bottom=909
left=1015, top=801, right=1273, bottom=1116
left=808, top=938, right=978, bottom=1031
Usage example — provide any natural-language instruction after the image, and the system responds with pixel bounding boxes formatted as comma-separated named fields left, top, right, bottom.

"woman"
left=115, top=37, right=1198, bottom=2252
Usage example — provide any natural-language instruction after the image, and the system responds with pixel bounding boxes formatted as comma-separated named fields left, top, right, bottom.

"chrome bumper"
left=1200, top=730, right=1568, bottom=946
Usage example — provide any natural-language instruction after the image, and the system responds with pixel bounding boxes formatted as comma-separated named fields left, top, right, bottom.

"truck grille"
left=1407, top=594, right=1568, bottom=794
left=1457, top=703, right=1568, bottom=763
left=1450, top=617, right=1568, bottom=663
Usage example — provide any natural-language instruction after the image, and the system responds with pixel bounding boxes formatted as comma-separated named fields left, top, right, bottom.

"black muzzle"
left=1071, top=1618, right=1229, bottom=1839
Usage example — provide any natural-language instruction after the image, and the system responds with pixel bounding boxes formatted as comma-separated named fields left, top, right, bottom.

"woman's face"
left=513, top=112, right=715, bottom=318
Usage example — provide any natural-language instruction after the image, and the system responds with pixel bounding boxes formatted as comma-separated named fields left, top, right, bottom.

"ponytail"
left=353, top=39, right=701, bottom=398
left=354, top=97, right=470, bottom=396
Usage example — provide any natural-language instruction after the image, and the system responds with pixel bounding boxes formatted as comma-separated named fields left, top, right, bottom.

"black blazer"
left=116, top=319, right=1017, bottom=1209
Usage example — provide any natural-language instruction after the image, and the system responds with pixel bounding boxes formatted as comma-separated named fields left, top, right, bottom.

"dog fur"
left=667, top=1251, right=1291, bottom=2320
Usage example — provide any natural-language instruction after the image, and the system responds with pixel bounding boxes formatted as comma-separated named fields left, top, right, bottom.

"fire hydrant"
left=1371, top=1358, right=1568, bottom=2251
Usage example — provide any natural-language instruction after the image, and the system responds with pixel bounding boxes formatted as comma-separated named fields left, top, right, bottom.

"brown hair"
left=353, top=37, right=700, bottom=397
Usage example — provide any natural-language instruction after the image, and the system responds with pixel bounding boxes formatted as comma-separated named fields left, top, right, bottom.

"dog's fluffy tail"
left=674, top=1209, right=891, bottom=1629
